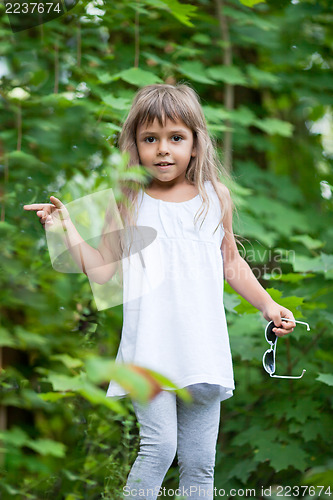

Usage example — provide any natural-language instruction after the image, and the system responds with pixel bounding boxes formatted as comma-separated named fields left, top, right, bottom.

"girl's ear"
left=191, top=132, right=197, bottom=157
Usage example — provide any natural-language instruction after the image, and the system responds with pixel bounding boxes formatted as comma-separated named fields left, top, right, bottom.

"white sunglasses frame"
left=262, top=318, right=310, bottom=379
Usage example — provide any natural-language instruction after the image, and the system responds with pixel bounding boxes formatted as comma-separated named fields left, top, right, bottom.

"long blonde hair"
left=102, top=83, right=235, bottom=261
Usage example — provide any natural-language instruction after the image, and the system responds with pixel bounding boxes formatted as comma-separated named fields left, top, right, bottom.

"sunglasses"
left=262, top=318, right=310, bottom=379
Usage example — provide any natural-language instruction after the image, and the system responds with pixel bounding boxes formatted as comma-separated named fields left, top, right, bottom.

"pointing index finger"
left=23, top=203, right=56, bottom=210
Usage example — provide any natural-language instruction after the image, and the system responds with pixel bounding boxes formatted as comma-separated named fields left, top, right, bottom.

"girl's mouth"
left=155, top=163, right=174, bottom=170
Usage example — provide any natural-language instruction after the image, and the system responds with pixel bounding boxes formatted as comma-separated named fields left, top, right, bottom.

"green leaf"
left=7, top=150, right=44, bottom=169
left=29, top=68, right=49, bottom=89
left=157, top=0, right=197, bottom=26
left=321, top=253, right=333, bottom=278
left=178, top=61, right=215, bottom=85
left=321, top=311, right=333, bottom=326
left=233, top=426, right=280, bottom=447
left=97, top=72, right=117, bottom=84
left=316, top=373, right=333, bottom=386
left=191, top=33, right=211, bottom=45
left=227, top=458, right=258, bottom=482
left=0, top=426, right=29, bottom=447
left=228, top=314, right=263, bottom=361
left=0, top=221, right=16, bottom=234
left=207, top=65, right=248, bottom=85
left=304, top=463, right=333, bottom=489
left=262, top=272, right=316, bottom=283
left=78, top=382, right=127, bottom=413
left=247, top=196, right=310, bottom=235
left=290, top=234, right=325, bottom=250
left=37, top=368, right=127, bottom=413
left=142, top=368, right=193, bottom=403
left=0, top=327, right=16, bottom=347
left=38, top=371, right=87, bottom=392
left=284, top=398, right=321, bottom=424
left=238, top=0, right=266, bottom=6
left=121, top=165, right=149, bottom=183
left=38, top=93, right=76, bottom=108
left=38, top=392, right=76, bottom=402
left=233, top=212, right=277, bottom=246
left=289, top=418, right=329, bottom=442
left=63, top=469, right=85, bottom=482
left=254, top=117, right=294, bottom=137
left=1, top=484, right=23, bottom=495
left=116, top=67, right=163, bottom=87
left=102, top=95, right=132, bottom=110
left=223, top=5, right=276, bottom=31
left=233, top=296, right=260, bottom=315
left=223, top=291, right=241, bottom=313
left=84, top=357, right=120, bottom=384
left=202, top=105, right=231, bottom=124
left=85, top=356, right=186, bottom=402
left=294, top=255, right=325, bottom=273
left=230, top=106, right=256, bottom=126
left=286, top=253, right=333, bottom=277
left=264, top=288, right=304, bottom=310
left=246, top=64, right=280, bottom=87
left=254, top=441, right=309, bottom=473
left=14, top=326, right=49, bottom=351
left=26, top=438, right=67, bottom=457
left=235, top=428, right=309, bottom=472
left=141, top=51, right=174, bottom=68
left=49, top=354, right=83, bottom=369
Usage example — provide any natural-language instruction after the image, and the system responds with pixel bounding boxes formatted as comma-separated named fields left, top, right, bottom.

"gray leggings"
left=124, top=383, right=221, bottom=500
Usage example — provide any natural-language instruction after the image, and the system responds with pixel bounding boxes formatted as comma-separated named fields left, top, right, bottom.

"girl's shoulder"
left=209, top=181, right=233, bottom=224
left=213, top=181, right=232, bottom=208
left=213, top=181, right=231, bottom=198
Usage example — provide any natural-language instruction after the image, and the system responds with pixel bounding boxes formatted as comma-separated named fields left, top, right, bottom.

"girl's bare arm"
left=218, top=184, right=296, bottom=337
left=23, top=196, right=119, bottom=285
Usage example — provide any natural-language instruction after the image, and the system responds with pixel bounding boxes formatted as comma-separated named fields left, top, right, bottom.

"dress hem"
left=106, top=375, right=235, bottom=403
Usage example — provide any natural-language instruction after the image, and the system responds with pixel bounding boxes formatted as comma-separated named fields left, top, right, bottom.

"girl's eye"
left=144, top=136, right=183, bottom=143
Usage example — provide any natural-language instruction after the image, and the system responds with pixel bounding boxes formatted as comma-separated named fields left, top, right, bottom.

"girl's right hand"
left=23, top=196, right=70, bottom=230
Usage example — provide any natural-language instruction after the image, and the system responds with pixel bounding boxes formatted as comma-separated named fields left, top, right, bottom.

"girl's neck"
left=145, top=180, right=199, bottom=203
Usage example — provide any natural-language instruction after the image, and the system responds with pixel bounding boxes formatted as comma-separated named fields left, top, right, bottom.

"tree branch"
left=134, top=0, right=140, bottom=68
left=54, top=42, right=59, bottom=94
left=77, top=21, right=81, bottom=68
left=17, top=104, right=22, bottom=151
left=214, top=0, right=234, bottom=173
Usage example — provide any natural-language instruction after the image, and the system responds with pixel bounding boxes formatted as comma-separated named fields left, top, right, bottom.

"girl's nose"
left=158, top=139, right=169, bottom=155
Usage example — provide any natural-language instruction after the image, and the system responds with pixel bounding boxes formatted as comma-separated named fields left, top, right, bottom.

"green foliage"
left=1, top=0, right=332, bottom=497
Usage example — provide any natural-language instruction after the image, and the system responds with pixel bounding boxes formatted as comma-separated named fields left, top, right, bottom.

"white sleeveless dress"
left=106, top=180, right=235, bottom=402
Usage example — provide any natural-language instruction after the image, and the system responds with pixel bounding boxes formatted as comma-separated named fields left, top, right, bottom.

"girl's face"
left=136, top=117, right=196, bottom=187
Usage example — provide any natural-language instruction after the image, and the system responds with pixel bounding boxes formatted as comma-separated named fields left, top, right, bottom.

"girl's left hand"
left=262, top=302, right=296, bottom=337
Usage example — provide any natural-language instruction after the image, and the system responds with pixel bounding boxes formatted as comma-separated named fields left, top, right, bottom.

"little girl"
left=24, top=83, right=296, bottom=500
